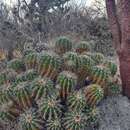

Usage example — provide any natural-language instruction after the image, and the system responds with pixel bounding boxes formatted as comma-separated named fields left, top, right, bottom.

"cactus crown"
left=67, top=90, right=86, bottom=111
left=19, top=108, right=43, bottom=130
left=38, top=97, right=61, bottom=120
left=46, top=118, right=63, bottom=130
left=63, top=111, right=87, bottom=130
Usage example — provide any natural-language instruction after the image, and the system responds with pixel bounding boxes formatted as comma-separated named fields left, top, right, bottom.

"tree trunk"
left=106, top=0, right=130, bottom=98
left=119, top=52, right=130, bottom=97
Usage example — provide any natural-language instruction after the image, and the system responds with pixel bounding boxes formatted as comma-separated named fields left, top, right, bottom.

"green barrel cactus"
left=19, top=108, right=44, bottom=130
left=84, top=84, right=104, bottom=106
left=89, top=66, right=110, bottom=87
left=8, top=58, right=25, bottom=73
left=63, top=52, right=80, bottom=72
left=24, top=52, right=38, bottom=69
left=75, top=41, right=90, bottom=54
left=23, top=69, right=38, bottom=81
left=46, top=118, right=63, bottom=130
left=37, top=52, right=62, bottom=80
left=0, top=83, right=14, bottom=104
left=31, top=77, right=55, bottom=100
left=0, top=72, right=7, bottom=85
left=13, top=82, right=32, bottom=109
left=38, top=97, right=61, bottom=120
left=77, top=55, right=95, bottom=84
left=55, top=36, right=72, bottom=55
left=56, top=71, right=77, bottom=100
left=67, top=90, right=86, bottom=112
left=0, top=101, right=20, bottom=121
left=104, top=60, right=117, bottom=76
left=63, top=111, right=87, bottom=130
left=90, top=53, right=104, bottom=65
left=83, top=106, right=99, bottom=126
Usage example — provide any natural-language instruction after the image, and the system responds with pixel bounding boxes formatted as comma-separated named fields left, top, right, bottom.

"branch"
left=105, top=0, right=121, bottom=52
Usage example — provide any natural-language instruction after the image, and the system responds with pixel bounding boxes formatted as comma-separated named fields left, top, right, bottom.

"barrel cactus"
left=67, top=90, right=86, bottom=112
left=0, top=101, right=20, bottom=121
left=13, top=82, right=32, bottom=109
left=55, top=36, right=72, bottom=55
left=8, top=58, right=25, bottom=73
left=89, top=66, right=110, bottom=87
left=24, top=52, right=38, bottom=69
left=56, top=71, right=77, bottom=100
left=32, top=77, right=55, bottom=100
left=90, top=53, right=104, bottom=65
left=46, top=118, right=63, bottom=130
left=75, top=41, right=90, bottom=54
left=84, top=84, right=104, bottom=106
left=63, top=52, right=80, bottom=72
left=38, top=97, right=61, bottom=120
left=63, top=111, right=87, bottom=130
left=104, top=60, right=117, bottom=76
left=37, top=52, right=62, bottom=80
left=19, top=108, right=44, bottom=130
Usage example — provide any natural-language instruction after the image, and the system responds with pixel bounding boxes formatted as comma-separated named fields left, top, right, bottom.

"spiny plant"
left=75, top=41, right=90, bottom=54
left=0, top=36, right=120, bottom=130
left=31, top=77, right=55, bottom=100
left=84, top=84, right=104, bottom=106
left=107, top=76, right=121, bottom=95
left=24, top=52, right=38, bottom=69
left=46, top=118, right=63, bottom=130
left=90, top=52, right=104, bottom=65
left=0, top=100, right=20, bottom=121
left=63, top=51, right=80, bottom=72
left=0, top=83, right=14, bottom=104
left=0, top=69, right=17, bottom=85
left=23, top=69, right=38, bottom=81
left=77, top=55, right=95, bottom=85
left=67, top=90, right=86, bottom=112
left=55, top=36, right=72, bottom=55
left=19, top=108, right=44, bottom=130
left=37, top=52, right=62, bottom=80
left=83, top=106, right=99, bottom=126
left=63, top=111, right=87, bottom=130
left=104, top=60, right=117, bottom=77
left=7, top=58, right=25, bottom=73
left=14, top=69, right=38, bottom=86
left=13, top=82, right=32, bottom=109
left=89, top=66, right=110, bottom=87
left=38, top=96, right=62, bottom=120
left=56, top=71, right=77, bottom=100
left=0, top=71, right=7, bottom=85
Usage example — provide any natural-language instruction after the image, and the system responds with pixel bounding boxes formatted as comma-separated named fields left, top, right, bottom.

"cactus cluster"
left=0, top=36, right=120, bottom=130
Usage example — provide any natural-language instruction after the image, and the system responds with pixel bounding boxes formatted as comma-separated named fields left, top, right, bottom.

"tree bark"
left=106, top=0, right=130, bottom=98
